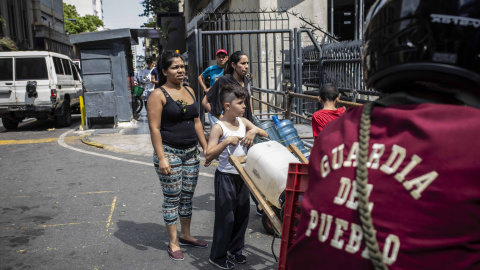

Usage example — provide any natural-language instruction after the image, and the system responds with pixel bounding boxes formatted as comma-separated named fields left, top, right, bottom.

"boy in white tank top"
left=205, top=84, right=268, bottom=269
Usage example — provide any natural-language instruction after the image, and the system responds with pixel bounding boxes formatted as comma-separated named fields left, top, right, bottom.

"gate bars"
left=191, top=28, right=296, bottom=123
left=188, top=27, right=380, bottom=125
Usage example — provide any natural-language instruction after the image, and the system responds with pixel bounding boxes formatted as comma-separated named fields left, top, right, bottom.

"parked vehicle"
left=0, top=51, right=83, bottom=130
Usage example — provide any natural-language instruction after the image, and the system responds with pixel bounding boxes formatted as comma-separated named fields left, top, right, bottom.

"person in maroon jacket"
left=287, top=0, right=480, bottom=269
left=311, top=83, right=346, bottom=137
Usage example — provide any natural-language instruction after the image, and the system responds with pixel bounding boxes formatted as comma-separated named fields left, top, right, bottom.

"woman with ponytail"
left=147, top=50, right=208, bottom=261
left=204, top=51, right=253, bottom=123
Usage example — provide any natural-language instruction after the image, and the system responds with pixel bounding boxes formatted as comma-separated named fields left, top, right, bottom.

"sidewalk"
left=80, top=110, right=314, bottom=156
left=80, top=111, right=153, bottom=156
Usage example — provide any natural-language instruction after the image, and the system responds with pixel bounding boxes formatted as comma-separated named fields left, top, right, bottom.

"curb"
left=80, top=133, right=110, bottom=150
left=80, top=133, right=149, bottom=155
left=80, top=133, right=219, bottom=166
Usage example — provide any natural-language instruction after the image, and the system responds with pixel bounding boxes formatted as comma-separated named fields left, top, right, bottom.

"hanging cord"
left=356, top=102, right=389, bottom=270
left=271, top=233, right=278, bottom=262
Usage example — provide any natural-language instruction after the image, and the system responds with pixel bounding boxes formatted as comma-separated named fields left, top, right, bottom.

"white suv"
left=0, top=51, right=83, bottom=130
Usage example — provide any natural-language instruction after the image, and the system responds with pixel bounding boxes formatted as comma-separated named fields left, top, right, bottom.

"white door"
left=14, top=57, right=51, bottom=105
left=56, top=57, right=75, bottom=101
left=0, top=57, right=16, bottom=105
left=70, top=60, right=83, bottom=105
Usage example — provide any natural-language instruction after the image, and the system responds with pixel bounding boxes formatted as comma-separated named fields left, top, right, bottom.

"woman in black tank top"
left=147, top=51, right=208, bottom=261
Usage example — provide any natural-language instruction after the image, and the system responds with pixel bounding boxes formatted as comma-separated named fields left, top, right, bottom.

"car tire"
left=56, top=101, right=72, bottom=127
left=1, top=117, right=19, bottom=130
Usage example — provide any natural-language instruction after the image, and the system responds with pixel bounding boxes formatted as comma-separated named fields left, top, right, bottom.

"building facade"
left=63, top=0, right=103, bottom=21
left=184, top=0, right=375, bottom=41
left=0, top=0, right=73, bottom=56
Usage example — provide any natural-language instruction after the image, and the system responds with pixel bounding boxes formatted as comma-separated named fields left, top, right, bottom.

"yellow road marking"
left=0, top=136, right=77, bottom=145
left=0, top=191, right=119, bottom=200
left=39, top=221, right=107, bottom=228
left=0, top=195, right=30, bottom=199
left=80, top=191, right=116, bottom=194
left=106, top=196, right=117, bottom=232
left=4, top=220, right=106, bottom=230
left=40, top=222, right=87, bottom=228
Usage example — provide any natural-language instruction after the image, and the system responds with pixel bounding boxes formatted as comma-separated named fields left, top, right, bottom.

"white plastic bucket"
left=244, top=141, right=300, bottom=209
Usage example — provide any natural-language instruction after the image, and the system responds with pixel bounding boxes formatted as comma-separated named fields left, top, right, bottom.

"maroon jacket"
left=287, top=102, right=480, bottom=269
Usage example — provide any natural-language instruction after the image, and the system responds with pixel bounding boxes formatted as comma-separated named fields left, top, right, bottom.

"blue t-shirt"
left=202, top=65, right=224, bottom=87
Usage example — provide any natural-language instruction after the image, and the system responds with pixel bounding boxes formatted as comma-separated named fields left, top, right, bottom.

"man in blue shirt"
left=198, top=49, right=228, bottom=93
left=199, top=49, right=228, bottom=126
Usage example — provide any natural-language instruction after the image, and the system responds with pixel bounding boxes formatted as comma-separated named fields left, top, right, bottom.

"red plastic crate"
left=278, top=163, right=310, bottom=270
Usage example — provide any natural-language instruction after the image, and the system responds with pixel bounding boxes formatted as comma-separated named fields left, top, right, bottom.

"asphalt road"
left=0, top=115, right=282, bottom=270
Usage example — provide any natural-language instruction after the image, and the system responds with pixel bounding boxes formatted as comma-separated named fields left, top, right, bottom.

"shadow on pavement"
left=114, top=220, right=167, bottom=251
left=0, top=115, right=82, bottom=133
left=112, top=219, right=279, bottom=269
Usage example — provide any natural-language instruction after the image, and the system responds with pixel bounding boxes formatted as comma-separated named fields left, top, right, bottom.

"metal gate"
left=188, top=28, right=298, bottom=124
left=186, top=11, right=379, bottom=124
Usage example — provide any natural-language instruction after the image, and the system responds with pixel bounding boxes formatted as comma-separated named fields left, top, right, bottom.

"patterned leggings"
left=154, top=144, right=200, bottom=225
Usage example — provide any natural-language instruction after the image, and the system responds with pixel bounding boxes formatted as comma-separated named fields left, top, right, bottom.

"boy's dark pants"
left=210, top=170, right=250, bottom=263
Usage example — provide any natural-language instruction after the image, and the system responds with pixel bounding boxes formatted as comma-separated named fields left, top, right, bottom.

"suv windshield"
left=16, top=58, right=48, bottom=80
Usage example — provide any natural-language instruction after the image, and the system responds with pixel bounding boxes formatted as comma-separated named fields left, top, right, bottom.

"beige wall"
left=185, top=0, right=328, bottom=31
left=185, top=0, right=328, bottom=94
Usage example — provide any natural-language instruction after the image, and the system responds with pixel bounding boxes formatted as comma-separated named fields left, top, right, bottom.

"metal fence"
left=188, top=10, right=381, bottom=125
left=290, top=36, right=382, bottom=120
left=190, top=28, right=295, bottom=123
left=321, top=40, right=381, bottom=100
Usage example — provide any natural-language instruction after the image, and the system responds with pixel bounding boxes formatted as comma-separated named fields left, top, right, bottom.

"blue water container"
left=252, top=115, right=283, bottom=144
left=272, top=115, right=309, bottom=156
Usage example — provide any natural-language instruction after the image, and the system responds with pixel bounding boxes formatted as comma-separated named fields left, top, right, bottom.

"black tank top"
left=160, top=86, right=199, bottom=149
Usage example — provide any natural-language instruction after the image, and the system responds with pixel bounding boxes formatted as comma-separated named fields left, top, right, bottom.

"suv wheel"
left=56, top=101, right=72, bottom=127
left=2, top=117, right=19, bottom=130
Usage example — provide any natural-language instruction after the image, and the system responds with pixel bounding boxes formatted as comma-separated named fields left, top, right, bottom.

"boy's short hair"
left=220, top=84, right=247, bottom=108
left=319, top=83, right=339, bottom=102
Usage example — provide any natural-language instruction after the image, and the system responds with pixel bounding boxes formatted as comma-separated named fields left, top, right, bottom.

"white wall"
left=64, top=0, right=103, bottom=20
left=220, top=0, right=328, bottom=93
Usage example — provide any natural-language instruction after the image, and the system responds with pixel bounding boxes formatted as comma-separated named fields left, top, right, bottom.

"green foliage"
left=0, top=37, right=18, bottom=51
left=63, top=3, right=79, bottom=19
left=63, top=3, right=104, bottom=34
left=139, top=0, right=179, bottom=17
left=0, top=16, right=18, bottom=51
left=0, top=17, right=5, bottom=30
left=141, top=21, right=157, bottom=28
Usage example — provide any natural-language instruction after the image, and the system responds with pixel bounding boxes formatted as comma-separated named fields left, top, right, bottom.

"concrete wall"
left=185, top=0, right=327, bottom=33
left=215, top=0, right=327, bottom=93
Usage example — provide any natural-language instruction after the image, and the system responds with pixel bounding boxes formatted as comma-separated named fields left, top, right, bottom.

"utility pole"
left=48, top=21, right=51, bottom=51
left=50, top=0, right=54, bottom=51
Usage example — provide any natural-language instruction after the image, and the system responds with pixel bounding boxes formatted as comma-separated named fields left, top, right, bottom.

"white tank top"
left=216, top=117, right=248, bottom=174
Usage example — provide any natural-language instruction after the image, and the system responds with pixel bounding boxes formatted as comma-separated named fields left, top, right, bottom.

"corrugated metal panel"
left=84, top=91, right=116, bottom=118
left=80, top=49, right=113, bottom=92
